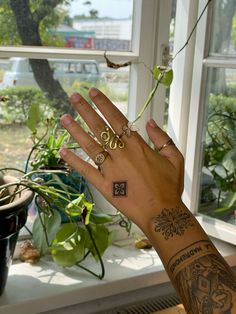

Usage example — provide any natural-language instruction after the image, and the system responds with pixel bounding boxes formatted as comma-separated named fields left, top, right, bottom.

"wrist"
left=141, top=202, right=211, bottom=261
left=140, top=199, right=185, bottom=236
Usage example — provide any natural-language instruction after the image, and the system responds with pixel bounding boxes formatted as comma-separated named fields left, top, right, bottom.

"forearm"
left=144, top=202, right=236, bottom=314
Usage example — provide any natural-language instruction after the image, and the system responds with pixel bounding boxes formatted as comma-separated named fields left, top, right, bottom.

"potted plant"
left=200, top=93, right=236, bottom=221
left=0, top=107, right=119, bottom=295
left=0, top=173, right=34, bottom=295
left=0, top=163, right=115, bottom=291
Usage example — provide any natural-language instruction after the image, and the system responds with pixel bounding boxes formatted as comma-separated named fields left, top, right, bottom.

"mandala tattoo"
left=153, top=207, right=194, bottom=239
left=113, top=181, right=127, bottom=197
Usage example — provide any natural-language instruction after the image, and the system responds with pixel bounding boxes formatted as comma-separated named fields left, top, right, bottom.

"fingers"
left=59, top=148, right=104, bottom=187
left=70, top=88, right=129, bottom=138
left=146, top=119, right=184, bottom=194
left=146, top=119, right=183, bottom=168
left=88, top=88, right=129, bottom=135
left=69, top=91, right=130, bottom=153
left=69, top=93, right=108, bottom=142
left=60, top=114, right=112, bottom=171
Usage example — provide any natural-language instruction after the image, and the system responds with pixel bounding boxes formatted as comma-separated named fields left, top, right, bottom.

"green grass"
left=0, top=124, right=32, bottom=170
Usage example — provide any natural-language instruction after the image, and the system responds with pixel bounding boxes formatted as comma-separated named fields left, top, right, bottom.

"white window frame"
left=169, top=0, right=236, bottom=244
left=0, top=0, right=173, bottom=228
left=0, top=0, right=172, bottom=139
left=0, top=0, right=173, bottom=136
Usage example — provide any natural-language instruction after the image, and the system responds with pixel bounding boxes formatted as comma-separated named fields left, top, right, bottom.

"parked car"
left=1, top=57, right=101, bottom=88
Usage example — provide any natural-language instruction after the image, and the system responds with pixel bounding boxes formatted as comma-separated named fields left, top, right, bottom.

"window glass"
left=209, top=1, right=236, bottom=56
left=164, top=0, right=177, bottom=128
left=84, top=63, right=98, bottom=74
left=0, top=0, right=133, bottom=51
left=198, top=67, right=236, bottom=225
left=0, top=57, right=130, bottom=169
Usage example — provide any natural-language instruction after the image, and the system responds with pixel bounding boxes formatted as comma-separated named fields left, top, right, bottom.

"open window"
left=0, top=1, right=173, bottom=216
left=172, top=0, right=236, bottom=244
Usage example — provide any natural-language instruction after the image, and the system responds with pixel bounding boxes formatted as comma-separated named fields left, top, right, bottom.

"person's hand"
left=59, top=88, right=184, bottom=233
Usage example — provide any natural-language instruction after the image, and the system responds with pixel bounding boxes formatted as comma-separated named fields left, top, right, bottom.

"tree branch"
left=34, top=0, right=64, bottom=22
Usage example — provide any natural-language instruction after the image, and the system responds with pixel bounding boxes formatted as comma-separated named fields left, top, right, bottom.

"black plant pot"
left=0, top=176, right=34, bottom=296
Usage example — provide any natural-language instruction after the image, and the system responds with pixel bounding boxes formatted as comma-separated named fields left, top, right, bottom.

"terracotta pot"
left=0, top=176, right=34, bottom=295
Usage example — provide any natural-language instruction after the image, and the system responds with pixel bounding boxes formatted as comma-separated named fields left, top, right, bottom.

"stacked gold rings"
left=100, top=125, right=125, bottom=150
left=94, top=122, right=138, bottom=168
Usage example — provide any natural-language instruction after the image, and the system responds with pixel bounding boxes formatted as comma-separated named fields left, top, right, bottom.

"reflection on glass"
left=0, top=0, right=133, bottom=51
left=199, top=68, right=236, bottom=225
left=0, top=57, right=129, bottom=168
left=209, top=1, right=236, bottom=55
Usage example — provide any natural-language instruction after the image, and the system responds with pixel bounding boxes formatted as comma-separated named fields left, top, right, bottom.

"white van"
left=1, top=57, right=101, bottom=88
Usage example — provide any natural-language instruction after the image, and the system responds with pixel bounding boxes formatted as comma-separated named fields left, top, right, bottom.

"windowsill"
left=0, top=236, right=236, bottom=314
left=0, top=243, right=168, bottom=314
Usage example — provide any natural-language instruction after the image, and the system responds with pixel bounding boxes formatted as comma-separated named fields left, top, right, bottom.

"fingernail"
left=148, top=119, right=157, bottom=128
left=89, top=87, right=99, bottom=97
left=70, top=93, right=81, bottom=103
left=59, top=147, right=68, bottom=157
left=60, top=114, right=73, bottom=127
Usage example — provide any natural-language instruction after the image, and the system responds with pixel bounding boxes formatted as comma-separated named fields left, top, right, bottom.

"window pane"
left=164, top=0, right=177, bottom=128
left=0, top=57, right=129, bottom=168
left=209, top=1, right=236, bottom=55
left=0, top=0, right=133, bottom=51
left=199, top=67, right=236, bottom=225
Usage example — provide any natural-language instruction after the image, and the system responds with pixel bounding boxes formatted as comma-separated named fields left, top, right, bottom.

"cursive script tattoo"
left=173, top=249, right=236, bottom=313
left=113, top=181, right=127, bottom=197
left=153, top=207, right=194, bottom=240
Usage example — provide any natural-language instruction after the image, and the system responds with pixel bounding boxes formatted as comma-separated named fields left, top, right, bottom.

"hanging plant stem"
left=76, top=224, right=105, bottom=279
left=132, top=72, right=164, bottom=124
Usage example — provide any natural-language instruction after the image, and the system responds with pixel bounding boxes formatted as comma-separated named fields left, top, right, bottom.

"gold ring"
left=94, top=150, right=109, bottom=166
left=158, top=138, right=174, bottom=152
left=100, top=125, right=125, bottom=150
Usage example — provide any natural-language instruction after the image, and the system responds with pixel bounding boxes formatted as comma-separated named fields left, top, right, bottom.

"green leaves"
left=51, top=224, right=86, bottom=267
left=26, top=103, right=41, bottom=132
left=153, top=66, right=173, bottom=86
left=33, top=208, right=61, bottom=255
left=65, top=193, right=85, bottom=217
left=32, top=189, right=114, bottom=268
left=221, top=192, right=236, bottom=209
left=222, top=149, right=236, bottom=175
left=50, top=222, right=115, bottom=267
left=86, top=224, right=116, bottom=262
left=89, top=209, right=113, bottom=224
left=202, top=92, right=236, bottom=218
left=65, top=193, right=96, bottom=225
left=133, top=65, right=173, bottom=124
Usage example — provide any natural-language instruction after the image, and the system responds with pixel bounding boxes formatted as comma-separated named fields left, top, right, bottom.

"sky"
left=68, top=0, right=133, bottom=19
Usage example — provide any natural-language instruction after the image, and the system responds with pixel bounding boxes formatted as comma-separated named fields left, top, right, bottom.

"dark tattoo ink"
left=174, top=252, right=236, bottom=313
left=113, top=181, right=127, bottom=197
left=153, top=207, right=194, bottom=240
left=168, top=240, right=216, bottom=278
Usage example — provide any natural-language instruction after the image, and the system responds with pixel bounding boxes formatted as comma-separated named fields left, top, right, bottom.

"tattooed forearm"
left=169, top=241, right=236, bottom=314
left=168, top=240, right=216, bottom=278
left=152, top=207, right=194, bottom=239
